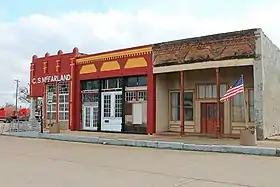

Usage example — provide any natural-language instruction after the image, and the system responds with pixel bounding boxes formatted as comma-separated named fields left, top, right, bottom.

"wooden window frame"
left=169, top=90, right=194, bottom=123
left=248, top=88, right=254, bottom=122
left=196, top=83, right=228, bottom=100
left=231, top=88, right=254, bottom=122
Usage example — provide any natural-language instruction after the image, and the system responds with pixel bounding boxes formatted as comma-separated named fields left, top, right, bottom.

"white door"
left=82, top=104, right=98, bottom=130
left=101, top=91, right=122, bottom=132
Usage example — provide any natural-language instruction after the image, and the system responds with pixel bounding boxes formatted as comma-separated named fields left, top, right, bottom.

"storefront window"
left=248, top=89, right=254, bottom=122
left=138, top=76, right=147, bottom=86
left=46, top=83, right=56, bottom=121
left=81, top=80, right=100, bottom=90
left=127, top=76, right=147, bottom=87
left=232, top=93, right=245, bottom=122
left=198, top=84, right=227, bottom=99
left=102, top=78, right=121, bottom=89
left=124, top=76, right=147, bottom=134
left=58, top=82, right=69, bottom=121
left=127, top=77, right=137, bottom=87
left=170, top=91, right=194, bottom=121
left=232, top=89, right=254, bottom=122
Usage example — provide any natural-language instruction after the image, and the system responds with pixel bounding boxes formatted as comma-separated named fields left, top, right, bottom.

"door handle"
left=104, top=120, right=109, bottom=123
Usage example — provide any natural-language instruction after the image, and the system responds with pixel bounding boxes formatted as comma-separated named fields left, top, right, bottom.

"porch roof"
left=153, top=58, right=254, bottom=74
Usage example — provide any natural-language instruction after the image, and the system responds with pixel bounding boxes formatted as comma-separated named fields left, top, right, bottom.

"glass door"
left=82, top=105, right=98, bottom=130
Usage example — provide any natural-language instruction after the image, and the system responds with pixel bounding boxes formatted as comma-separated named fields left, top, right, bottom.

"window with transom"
left=58, top=82, right=69, bottom=121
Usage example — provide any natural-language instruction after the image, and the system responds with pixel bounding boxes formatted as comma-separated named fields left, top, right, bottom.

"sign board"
left=47, top=92, right=53, bottom=104
left=31, top=74, right=71, bottom=84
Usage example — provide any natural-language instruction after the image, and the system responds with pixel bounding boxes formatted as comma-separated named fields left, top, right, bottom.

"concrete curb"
left=266, top=138, right=280, bottom=142
left=3, top=132, right=280, bottom=157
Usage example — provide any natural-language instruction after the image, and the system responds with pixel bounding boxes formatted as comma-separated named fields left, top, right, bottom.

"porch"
left=154, top=61, right=255, bottom=138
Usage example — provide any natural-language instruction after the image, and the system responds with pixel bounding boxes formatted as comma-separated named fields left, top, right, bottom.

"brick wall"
left=153, top=29, right=258, bottom=67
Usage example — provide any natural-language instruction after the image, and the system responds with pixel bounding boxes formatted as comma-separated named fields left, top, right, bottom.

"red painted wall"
left=73, top=46, right=153, bottom=131
left=29, top=45, right=156, bottom=134
left=30, top=48, right=79, bottom=97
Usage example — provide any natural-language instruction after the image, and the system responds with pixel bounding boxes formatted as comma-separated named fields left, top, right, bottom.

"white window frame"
left=46, top=83, right=56, bottom=120
left=58, top=82, right=69, bottom=121
left=125, top=88, right=147, bottom=102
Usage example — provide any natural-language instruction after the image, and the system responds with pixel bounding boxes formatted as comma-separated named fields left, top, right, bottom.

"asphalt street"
left=0, top=136, right=279, bottom=187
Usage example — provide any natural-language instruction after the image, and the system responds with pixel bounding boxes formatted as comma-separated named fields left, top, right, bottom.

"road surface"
left=0, top=136, right=279, bottom=187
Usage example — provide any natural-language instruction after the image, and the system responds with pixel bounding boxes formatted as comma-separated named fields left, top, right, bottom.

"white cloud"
left=0, top=1, right=279, bottom=105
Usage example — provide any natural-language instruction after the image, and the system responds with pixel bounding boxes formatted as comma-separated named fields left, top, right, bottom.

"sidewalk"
left=267, top=135, right=280, bottom=141
left=62, top=130, right=280, bottom=148
left=3, top=130, right=280, bottom=157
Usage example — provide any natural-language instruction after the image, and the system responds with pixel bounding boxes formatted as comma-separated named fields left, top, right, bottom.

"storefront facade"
left=29, top=48, right=81, bottom=129
left=29, top=28, right=280, bottom=140
left=71, top=45, right=155, bottom=134
left=152, top=29, right=256, bottom=138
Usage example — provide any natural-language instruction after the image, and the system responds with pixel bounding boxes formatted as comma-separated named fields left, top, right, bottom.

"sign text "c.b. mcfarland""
left=31, top=74, right=71, bottom=84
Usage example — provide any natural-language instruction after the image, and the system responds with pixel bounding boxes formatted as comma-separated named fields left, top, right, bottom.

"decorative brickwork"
left=153, top=29, right=258, bottom=67
left=55, top=60, right=61, bottom=73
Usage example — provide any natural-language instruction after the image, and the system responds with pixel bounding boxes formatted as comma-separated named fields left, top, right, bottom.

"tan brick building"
left=153, top=28, right=280, bottom=140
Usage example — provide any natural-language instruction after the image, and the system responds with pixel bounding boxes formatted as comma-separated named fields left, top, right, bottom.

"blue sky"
left=1, top=0, right=265, bottom=21
left=0, top=0, right=278, bottom=105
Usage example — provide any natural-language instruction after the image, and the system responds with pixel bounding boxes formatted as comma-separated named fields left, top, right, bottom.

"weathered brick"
left=153, top=29, right=257, bottom=67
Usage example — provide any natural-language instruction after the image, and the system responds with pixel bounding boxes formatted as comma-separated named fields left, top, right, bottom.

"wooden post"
left=242, top=75, right=249, bottom=129
left=180, top=71, right=184, bottom=136
left=43, top=84, right=47, bottom=129
left=56, top=82, right=59, bottom=124
left=69, top=59, right=75, bottom=130
left=215, top=68, right=220, bottom=137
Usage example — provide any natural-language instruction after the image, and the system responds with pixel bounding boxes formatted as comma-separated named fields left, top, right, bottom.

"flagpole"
left=241, top=74, right=249, bottom=129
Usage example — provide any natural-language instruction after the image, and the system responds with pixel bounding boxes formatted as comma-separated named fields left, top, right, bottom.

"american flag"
left=220, top=76, right=244, bottom=102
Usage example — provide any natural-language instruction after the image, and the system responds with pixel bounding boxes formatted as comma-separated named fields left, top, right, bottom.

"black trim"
left=121, top=77, right=126, bottom=132
left=97, top=79, right=102, bottom=131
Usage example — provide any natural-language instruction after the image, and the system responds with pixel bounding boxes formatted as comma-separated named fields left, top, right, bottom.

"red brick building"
left=30, top=46, right=156, bottom=134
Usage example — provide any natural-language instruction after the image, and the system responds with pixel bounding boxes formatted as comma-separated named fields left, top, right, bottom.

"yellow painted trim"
left=76, top=46, right=152, bottom=64
left=56, top=60, right=60, bottom=73
left=79, top=64, right=97, bottom=74
left=100, top=61, right=120, bottom=71
left=42, top=61, right=47, bottom=73
left=124, top=57, right=148, bottom=68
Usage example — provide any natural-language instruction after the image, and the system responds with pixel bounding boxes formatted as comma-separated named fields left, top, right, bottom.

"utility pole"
left=14, top=79, right=20, bottom=114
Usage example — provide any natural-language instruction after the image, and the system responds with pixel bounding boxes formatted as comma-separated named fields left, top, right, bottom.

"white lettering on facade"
left=31, top=74, right=71, bottom=84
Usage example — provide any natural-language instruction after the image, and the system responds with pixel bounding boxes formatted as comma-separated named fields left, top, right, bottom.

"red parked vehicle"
left=0, top=107, right=30, bottom=123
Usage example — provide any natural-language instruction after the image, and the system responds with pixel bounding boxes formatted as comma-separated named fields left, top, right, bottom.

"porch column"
left=69, top=58, right=75, bottom=131
left=55, top=82, right=59, bottom=124
left=147, top=74, right=156, bottom=135
left=180, top=71, right=184, bottom=136
left=215, top=68, right=220, bottom=136
left=43, top=84, right=47, bottom=128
